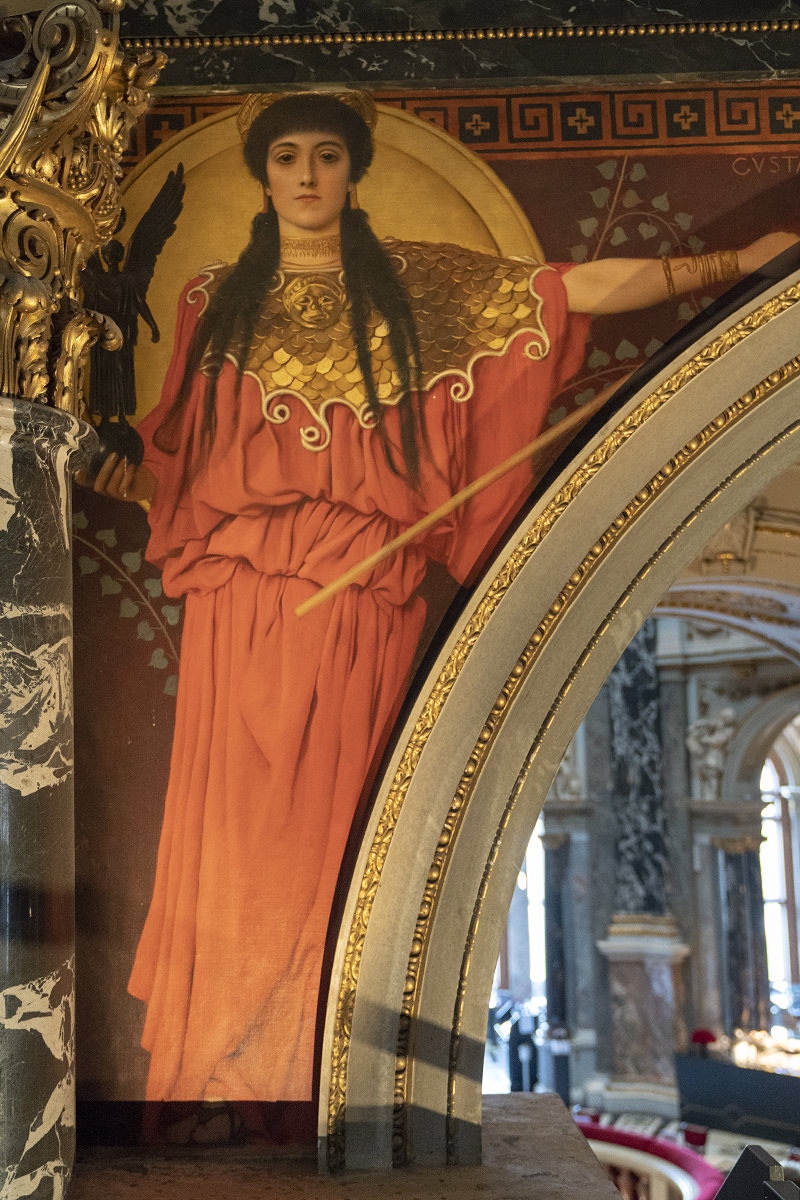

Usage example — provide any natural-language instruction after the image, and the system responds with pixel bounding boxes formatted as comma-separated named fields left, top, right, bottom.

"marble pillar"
left=715, top=836, right=771, bottom=1033
left=595, top=624, right=689, bottom=1111
left=606, top=624, right=669, bottom=918
left=688, top=797, right=767, bottom=1037
left=0, top=399, right=94, bottom=1198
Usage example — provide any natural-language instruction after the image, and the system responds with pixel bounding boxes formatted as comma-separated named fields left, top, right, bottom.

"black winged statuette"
left=83, top=162, right=185, bottom=474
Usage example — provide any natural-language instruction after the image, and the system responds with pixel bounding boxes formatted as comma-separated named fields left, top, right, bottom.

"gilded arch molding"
left=320, top=267, right=800, bottom=1170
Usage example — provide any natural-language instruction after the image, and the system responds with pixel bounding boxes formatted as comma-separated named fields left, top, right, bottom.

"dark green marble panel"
left=118, top=2, right=800, bottom=89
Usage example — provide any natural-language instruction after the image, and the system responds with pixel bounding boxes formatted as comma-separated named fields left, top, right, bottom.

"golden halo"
left=236, top=91, right=378, bottom=142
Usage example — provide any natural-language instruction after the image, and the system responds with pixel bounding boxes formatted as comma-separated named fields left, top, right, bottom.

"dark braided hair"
left=155, top=93, right=425, bottom=483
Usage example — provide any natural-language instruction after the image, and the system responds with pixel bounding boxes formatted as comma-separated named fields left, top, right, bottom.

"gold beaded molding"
left=325, top=277, right=800, bottom=1170
left=120, top=19, right=800, bottom=52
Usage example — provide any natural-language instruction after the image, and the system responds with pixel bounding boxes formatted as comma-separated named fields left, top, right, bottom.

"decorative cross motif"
left=674, top=103, right=699, bottom=131
left=567, top=106, right=595, bottom=135
left=464, top=112, right=491, bottom=136
left=774, top=102, right=800, bottom=128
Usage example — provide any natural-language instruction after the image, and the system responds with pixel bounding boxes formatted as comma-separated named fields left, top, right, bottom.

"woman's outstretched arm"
left=563, top=232, right=800, bottom=315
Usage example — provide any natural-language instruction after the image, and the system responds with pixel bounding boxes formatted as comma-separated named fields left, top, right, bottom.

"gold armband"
left=661, top=255, right=676, bottom=296
left=662, top=249, right=741, bottom=296
left=696, top=249, right=740, bottom=288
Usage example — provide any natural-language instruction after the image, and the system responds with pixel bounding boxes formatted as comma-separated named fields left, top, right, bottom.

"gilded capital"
left=0, top=1, right=165, bottom=414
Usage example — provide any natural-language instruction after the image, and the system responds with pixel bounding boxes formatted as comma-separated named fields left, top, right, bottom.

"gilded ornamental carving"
left=0, top=0, right=164, bottom=412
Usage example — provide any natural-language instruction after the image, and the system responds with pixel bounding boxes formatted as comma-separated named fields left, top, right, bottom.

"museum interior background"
left=3, top=2, right=800, bottom=1194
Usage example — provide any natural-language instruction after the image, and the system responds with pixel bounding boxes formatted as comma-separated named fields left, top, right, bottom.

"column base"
left=597, top=914, right=690, bottom=1089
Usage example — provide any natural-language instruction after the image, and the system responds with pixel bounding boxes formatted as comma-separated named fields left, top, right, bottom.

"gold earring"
left=349, top=185, right=359, bottom=210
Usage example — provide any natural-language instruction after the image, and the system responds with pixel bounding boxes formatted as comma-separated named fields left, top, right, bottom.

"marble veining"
left=607, top=959, right=677, bottom=1082
left=0, top=626, right=73, bottom=796
left=120, top=0, right=800, bottom=35
left=0, top=401, right=84, bottom=1191
left=0, top=453, right=14, bottom=538
left=118, top=0, right=800, bottom=87
left=0, top=959, right=75, bottom=1200
left=606, top=623, right=669, bottom=916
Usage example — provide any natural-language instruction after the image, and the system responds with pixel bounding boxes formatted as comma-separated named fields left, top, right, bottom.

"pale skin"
left=78, top=128, right=800, bottom=503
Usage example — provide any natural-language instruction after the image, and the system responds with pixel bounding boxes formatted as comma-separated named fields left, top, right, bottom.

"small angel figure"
left=82, top=163, right=185, bottom=469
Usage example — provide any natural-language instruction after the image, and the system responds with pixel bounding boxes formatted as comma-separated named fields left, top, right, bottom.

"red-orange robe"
left=129, top=242, right=590, bottom=1102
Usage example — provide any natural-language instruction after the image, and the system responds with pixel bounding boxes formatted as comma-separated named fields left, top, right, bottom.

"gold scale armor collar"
left=194, top=239, right=552, bottom=452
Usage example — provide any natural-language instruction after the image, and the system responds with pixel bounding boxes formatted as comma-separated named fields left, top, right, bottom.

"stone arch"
left=320, top=264, right=800, bottom=1170
left=723, top=685, right=800, bottom=799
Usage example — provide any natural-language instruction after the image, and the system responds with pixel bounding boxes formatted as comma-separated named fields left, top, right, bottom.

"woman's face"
left=265, top=130, right=352, bottom=238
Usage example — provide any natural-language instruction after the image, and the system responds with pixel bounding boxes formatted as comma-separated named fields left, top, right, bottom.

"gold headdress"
left=236, top=91, right=378, bottom=142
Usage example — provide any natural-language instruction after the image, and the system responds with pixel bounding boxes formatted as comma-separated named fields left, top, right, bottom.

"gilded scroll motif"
left=0, top=1, right=163, bottom=413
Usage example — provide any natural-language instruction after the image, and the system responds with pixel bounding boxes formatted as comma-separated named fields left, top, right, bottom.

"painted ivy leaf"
left=575, top=388, right=596, bottom=406
left=73, top=511, right=89, bottom=530
left=678, top=302, right=695, bottom=320
left=597, top=160, right=617, bottom=180
left=622, top=188, right=641, bottom=208
left=137, top=620, right=155, bottom=642
left=100, top=574, right=122, bottom=596
left=638, top=221, right=659, bottom=240
left=119, top=598, right=138, bottom=619
left=579, top=217, right=599, bottom=238
left=675, top=212, right=693, bottom=230
left=164, top=676, right=178, bottom=697
left=630, top=162, right=647, bottom=182
left=588, top=348, right=610, bottom=368
left=590, top=186, right=611, bottom=208
left=570, top=244, right=589, bottom=263
left=700, top=295, right=714, bottom=308
left=657, top=240, right=672, bottom=256
left=548, top=405, right=567, bottom=425
left=96, top=529, right=117, bottom=547
left=78, top=556, right=99, bottom=575
left=645, top=338, right=664, bottom=356
left=162, top=605, right=181, bottom=626
left=651, top=194, right=670, bottom=212
left=144, top=577, right=162, bottom=597
left=121, top=550, right=142, bottom=573
left=615, top=339, right=639, bottom=361
left=688, top=236, right=705, bottom=254
left=610, top=226, right=628, bottom=246
left=149, top=648, right=168, bottom=670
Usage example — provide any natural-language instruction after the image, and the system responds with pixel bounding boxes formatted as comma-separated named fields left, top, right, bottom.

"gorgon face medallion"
left=282, top=275, right=346, bottom=328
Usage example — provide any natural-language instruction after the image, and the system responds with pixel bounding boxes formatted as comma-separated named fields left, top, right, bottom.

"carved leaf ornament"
left=0, top=1, right=163, bottom=412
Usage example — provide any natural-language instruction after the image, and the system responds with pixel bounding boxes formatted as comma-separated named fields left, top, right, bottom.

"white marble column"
left=0, top=398, right=95, bottom=1199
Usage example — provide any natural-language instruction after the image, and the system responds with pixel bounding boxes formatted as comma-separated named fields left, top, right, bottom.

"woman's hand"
left=738, top=232, right=800, bottom=276
left=74, top=452, right=157, bottom=504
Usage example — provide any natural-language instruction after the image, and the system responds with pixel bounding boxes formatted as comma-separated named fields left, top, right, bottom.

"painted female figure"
left=88, top=90, right=794, bottom=1107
